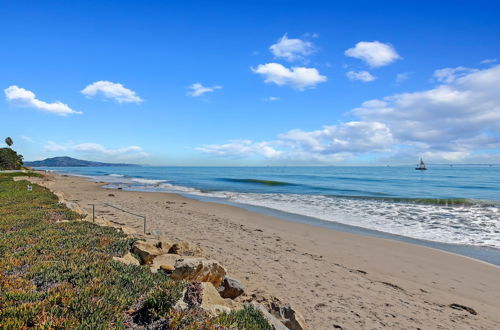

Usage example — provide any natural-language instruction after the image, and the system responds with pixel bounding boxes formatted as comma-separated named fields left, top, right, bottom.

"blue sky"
left=1, top=0, right=500, bottom=165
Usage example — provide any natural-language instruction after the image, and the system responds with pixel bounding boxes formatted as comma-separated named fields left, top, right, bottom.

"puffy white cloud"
left=279, top=121, right=394, bottom=153
left=253, top=63, right=327, bottom=90
left=352, top=64, right=500, bottom=157
left=264, top=96, right=280, bottom=101
left=199, top=65, right=500, bottom=163
left=20, top=136, right=33, bottom=142
left=187, top=83, right=222, bottom=97
left=199, top=122, right=394, bottom=162
left=346, top=70, right=376, bottom=82
left=4, top=85, right=81, bottom=116
left=345, top=41, right=401, bottom=67
left=81, top=81, right=142, bottom=103
left=269, top=34, right=315, bottom=61
left=44, top=141, right=147, bottom=158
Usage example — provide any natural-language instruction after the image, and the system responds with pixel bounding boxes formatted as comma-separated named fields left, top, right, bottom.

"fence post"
left=143, top=216, right=146, bottom=234
left=92, top=204, right=95, bottom=223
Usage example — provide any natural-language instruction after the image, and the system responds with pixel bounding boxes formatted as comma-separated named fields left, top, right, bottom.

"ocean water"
left=38, top=166, right=500, bottom=253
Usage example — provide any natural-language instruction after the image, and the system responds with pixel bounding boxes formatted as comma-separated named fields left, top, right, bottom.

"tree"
left=5, top=137, right=13, bottom=147
left=0, top=148, right=23, bottom=170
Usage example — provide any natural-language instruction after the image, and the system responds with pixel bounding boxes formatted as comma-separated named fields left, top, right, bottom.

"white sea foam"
left=215, top=192, right=500, bottom=249
left=130, top=178, right=166, bottom=185
left=108, top=174, right=125, bottom=177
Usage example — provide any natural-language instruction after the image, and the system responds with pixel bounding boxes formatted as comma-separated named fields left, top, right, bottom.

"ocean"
left=38, top=165, right=500, bottom=264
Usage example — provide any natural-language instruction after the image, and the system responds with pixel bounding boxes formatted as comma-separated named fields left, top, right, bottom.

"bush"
left=0, top=147, right=23, bottom=170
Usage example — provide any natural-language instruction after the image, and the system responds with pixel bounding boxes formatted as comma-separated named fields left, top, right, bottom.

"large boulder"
left=217, top=276, right=245, bottom=299
left=132, top=240, right=163, bottom=265
left=171, top=257, right=226, bottom=286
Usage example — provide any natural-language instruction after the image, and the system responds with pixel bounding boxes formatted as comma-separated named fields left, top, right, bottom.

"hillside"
left=24, top=156, right=138, bottom=167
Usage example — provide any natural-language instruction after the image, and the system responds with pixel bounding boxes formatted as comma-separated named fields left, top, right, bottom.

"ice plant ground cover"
left=0, top=172, right=271, bottom=329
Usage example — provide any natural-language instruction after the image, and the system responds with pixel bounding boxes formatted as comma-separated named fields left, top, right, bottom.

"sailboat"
left=415, top=158, right=427, bottom=170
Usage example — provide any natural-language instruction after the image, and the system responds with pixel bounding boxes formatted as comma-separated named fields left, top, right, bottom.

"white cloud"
left=44, top=141, right=147, bottom=159
left=81, top=81, right=142, bottom=103
left=433, top=66, right=478, bottom=83
left=197, top=140, right=281, bottom=158
left=345, top=41, right=401, bottom=67
left=264, top=96, right=280, bottom=101
left=269, top=34, right=316, bottom=61
left=4, top=85, right=81, bottom=116
left=199, top=122, right=394, bottom=162
left=253, top=63, right=327, bottom=90
left=481, top=58, right=497, bottom=64
left=346, top=70, right=376, bottom=82
left=199, top=65, right=500, bottom=163
left=352, top=64, right=500, bottom=158
left=20, top=136, right=33, bottom=142
left=187, top=83, right=222, bottom=97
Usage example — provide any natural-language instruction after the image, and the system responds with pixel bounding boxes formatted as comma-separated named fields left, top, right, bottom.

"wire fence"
left=88, top=203, right=147, bottom=233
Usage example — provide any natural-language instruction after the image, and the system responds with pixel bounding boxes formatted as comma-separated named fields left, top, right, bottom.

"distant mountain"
left=24, top=156, right=138, bottom=167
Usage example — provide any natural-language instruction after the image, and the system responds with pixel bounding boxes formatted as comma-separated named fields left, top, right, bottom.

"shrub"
left=0, top=147, right=23, bottom=170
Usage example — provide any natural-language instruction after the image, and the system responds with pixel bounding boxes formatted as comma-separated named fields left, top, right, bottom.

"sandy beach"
left=28, top=172, right=500, bottom=329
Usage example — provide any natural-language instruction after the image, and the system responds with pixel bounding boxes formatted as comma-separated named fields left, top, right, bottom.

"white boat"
left=415, top=158, right=427, bottom=170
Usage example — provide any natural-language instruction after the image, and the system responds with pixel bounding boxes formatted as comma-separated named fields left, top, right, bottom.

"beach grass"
left=0, top=173, right=271, bottom=329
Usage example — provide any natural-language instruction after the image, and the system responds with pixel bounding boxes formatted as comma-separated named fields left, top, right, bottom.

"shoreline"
left=30, top=171, right=500, bottom=329
left=182, top=192, right=500, bottom=267
left=40, top=166, right=500, bottom=257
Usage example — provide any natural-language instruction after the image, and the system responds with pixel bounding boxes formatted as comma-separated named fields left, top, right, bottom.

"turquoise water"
left=39, top=166, right=500, bottom=252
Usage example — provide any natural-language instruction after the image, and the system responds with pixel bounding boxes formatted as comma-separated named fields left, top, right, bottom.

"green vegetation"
left=0, top=173, right=271, bottom=329
left=0, top=147, right=24, bottom=170
left=5, top=137, right=13, bottom=147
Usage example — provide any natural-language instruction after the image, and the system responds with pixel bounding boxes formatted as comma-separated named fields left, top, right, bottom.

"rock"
left=168, top=241, right=206, bottom=257
left=174, top=282, right=231, bottom=317
left=160, top=264, right=175, bottom=272
left=200, top=282, right=231, bottom=316
left=268, top=300, right=307, bottom=330
left=132, top=240, right=163, bottom=265
left=218, top=276, right=245, bottom=299
left=156, top=238, right=174, bottom=253
left=151, top=254, right=182, bottom=273
left=248, top=301, right=288, bottom=330
left=250, top=295, right=307, bottom=330
left=171, top=257, right=226, bottom=286
left=112, top=252, right=140, bottom=266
